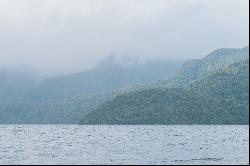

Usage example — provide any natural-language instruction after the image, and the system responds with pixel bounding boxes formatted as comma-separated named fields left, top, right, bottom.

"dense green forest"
left=0, top=46, right=249, bottom=124
left=155, top=46, right=249, bottom=88
left=80, top=59, right=249, bottom=125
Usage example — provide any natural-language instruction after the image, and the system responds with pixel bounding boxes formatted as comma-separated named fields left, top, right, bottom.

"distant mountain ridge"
left=0, top=46, right=248, bottom=124
left=22, top=55, right=183, bottom=102
left=0, top=55, right=183, bottom=123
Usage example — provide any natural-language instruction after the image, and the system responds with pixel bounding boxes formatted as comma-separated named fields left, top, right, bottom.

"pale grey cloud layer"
left=0, top=0, right=249, bottom=74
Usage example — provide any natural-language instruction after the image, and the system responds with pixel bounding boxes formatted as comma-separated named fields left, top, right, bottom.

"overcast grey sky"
left=0, top=0, right=249, bottom=74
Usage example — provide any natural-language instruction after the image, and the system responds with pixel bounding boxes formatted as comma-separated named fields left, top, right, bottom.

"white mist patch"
left=112, top=55, right=145, bottom=68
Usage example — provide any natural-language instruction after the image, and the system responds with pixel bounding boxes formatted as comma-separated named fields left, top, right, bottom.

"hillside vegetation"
left=80, top=47, right=249, bottom=125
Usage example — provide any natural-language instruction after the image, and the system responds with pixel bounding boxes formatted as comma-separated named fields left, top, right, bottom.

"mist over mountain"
left=21, top=55, right=184, bottom=102
left=0, top=53, right=184, bottom=124
left=0, top=0, right=248, bottom=73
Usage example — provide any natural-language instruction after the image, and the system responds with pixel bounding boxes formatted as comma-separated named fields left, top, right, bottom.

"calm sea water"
left=0, top=125, right=248, bottom=165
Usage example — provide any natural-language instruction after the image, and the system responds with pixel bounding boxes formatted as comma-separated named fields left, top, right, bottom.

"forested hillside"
left=155, top=46, right=249, bottom=88
left=80, top=48, right=249, bottom=125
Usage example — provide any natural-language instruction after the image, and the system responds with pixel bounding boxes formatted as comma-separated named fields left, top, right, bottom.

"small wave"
left=173, top=157, right=224, bottom=163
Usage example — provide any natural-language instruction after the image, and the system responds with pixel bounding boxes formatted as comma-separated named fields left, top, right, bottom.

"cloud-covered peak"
left=0, top=0, right=248, bottom=74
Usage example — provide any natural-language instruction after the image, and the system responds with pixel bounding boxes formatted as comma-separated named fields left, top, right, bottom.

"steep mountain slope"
left=80, top=52, right=249, bottom=125
left=155, top=46, right=249, bottom=88
left=178, top=46, right=248, bottom=80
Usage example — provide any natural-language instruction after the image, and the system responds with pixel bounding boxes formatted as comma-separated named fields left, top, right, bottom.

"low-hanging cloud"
left=0, top=0, right=249, bottom=74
